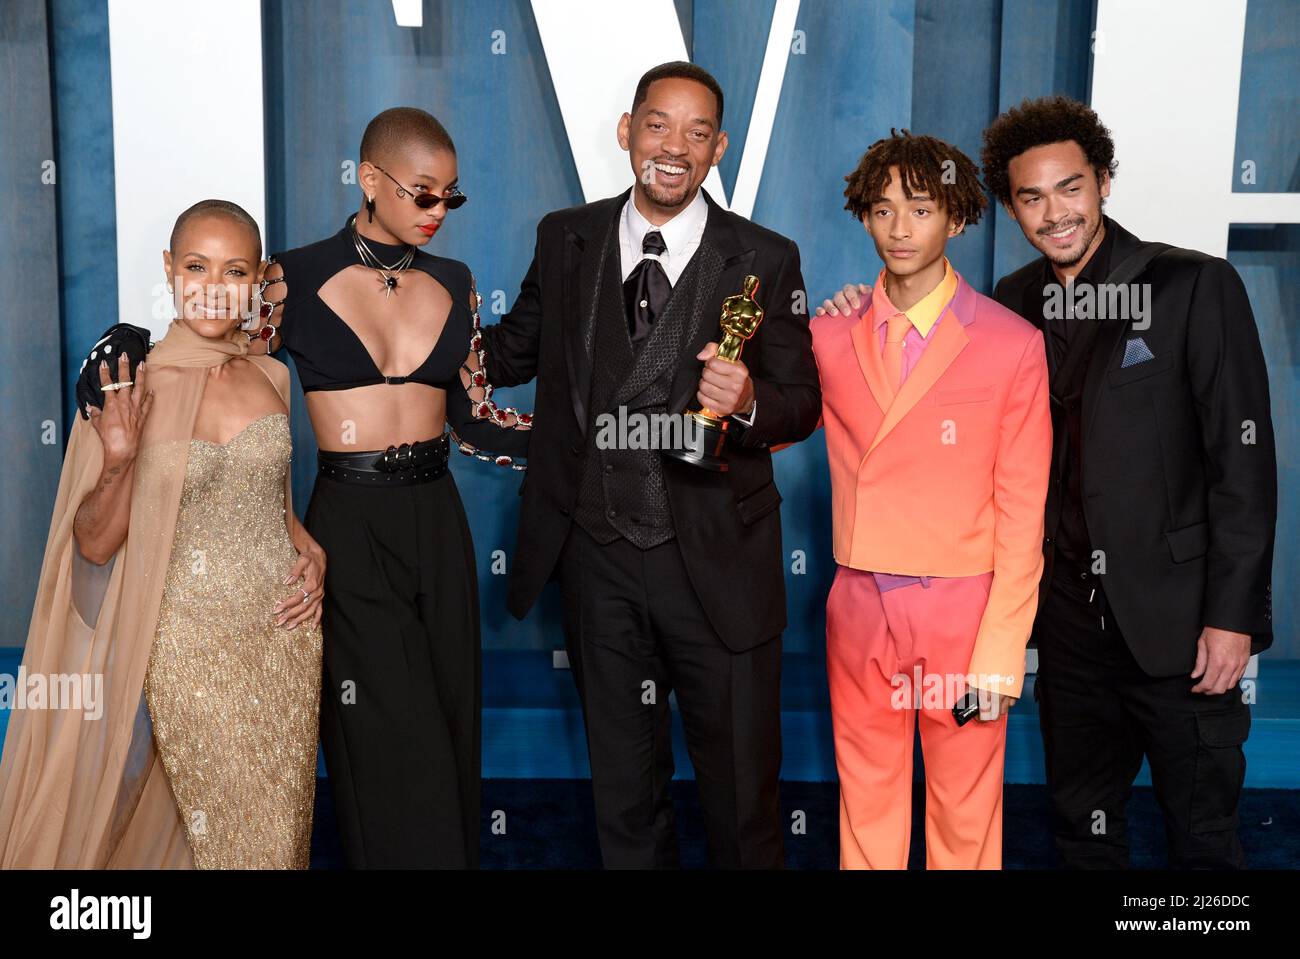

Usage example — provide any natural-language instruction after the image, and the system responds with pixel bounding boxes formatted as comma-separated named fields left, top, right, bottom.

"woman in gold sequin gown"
left=137, top=205, right=324, bottom=869
left=0, top=199, right=326, bottom=869
left=144, top=410, right=322, bottom=869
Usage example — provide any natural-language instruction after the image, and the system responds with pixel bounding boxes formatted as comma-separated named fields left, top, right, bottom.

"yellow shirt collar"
left=874, top=258, right=957, bottom=339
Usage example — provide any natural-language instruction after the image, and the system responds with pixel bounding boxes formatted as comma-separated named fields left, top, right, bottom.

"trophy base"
left=663, top=411, right=730, bottom=472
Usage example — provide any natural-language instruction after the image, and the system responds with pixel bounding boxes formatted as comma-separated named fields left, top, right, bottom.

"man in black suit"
left=981, top=97, right=1276, bottom=868
left=481, top=61, right=821, bottom=868
left=817, top=97, right=1276, bottom=869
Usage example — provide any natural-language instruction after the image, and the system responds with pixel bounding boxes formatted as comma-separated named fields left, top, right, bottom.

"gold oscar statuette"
left=664, top=274, right=764, bottom=472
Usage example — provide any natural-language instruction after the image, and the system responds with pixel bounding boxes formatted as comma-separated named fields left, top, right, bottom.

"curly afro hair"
left=843, top=129, right=988, bottom=230
left=980, top=96, right=1117, bottom=206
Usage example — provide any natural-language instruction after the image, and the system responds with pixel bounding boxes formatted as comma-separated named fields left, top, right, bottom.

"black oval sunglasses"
left=374, top=164, right=467, bottom=211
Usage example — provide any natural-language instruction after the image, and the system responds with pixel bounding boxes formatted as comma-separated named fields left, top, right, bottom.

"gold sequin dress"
left=144, top=412, right=322, bottom=869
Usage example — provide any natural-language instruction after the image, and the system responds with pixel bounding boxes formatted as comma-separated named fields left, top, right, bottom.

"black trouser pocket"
left=1188, top=703, right=1250, bottom=835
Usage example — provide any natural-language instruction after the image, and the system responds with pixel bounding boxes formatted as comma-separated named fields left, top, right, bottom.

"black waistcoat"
left=572, top=214, right=722, bottom=549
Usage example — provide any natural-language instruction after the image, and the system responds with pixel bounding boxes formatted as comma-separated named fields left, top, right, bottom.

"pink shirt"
left=870, top=259, right=958, bottom=387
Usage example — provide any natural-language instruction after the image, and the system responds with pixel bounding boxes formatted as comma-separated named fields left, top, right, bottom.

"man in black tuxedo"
left=817, top=97, right=1276, bottom=869
left=481, top=61, right=820, bottom=868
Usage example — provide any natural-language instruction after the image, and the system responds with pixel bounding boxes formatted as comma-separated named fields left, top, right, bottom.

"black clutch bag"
left=76, top=323, right=153, bottom=419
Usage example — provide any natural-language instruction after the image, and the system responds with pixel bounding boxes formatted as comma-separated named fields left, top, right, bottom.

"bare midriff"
left=306, top=383, right=447, bottom=452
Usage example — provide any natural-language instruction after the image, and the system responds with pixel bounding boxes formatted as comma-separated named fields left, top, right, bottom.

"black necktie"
left=622, top=230, right=671, bottom=345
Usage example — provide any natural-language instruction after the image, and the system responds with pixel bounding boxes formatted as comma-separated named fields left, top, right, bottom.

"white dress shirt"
left=617, top=188, right=755, bottom=424
left=618, top=187, right=707, bottom=283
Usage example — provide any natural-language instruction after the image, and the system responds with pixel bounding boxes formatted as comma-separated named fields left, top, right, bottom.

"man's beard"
left=641, top=177, right=692, bottom=210
left=1036, top=211, right=1102, bottom=268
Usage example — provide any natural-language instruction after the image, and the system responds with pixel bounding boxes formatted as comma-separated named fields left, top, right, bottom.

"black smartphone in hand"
left=953, top=689, right=981, bottom=727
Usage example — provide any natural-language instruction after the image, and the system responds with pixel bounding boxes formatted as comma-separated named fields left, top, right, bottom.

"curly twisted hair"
left=843, top=129, right=987, bottom=229
left=980, top=96, right=1117, bottom=206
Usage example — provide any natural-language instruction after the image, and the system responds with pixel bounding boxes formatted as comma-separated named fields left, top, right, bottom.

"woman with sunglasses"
left=250, top=107, right=529, bottom=869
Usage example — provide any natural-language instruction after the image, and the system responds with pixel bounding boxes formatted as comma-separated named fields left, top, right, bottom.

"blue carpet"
left=307, top=778, right=1300, bottom=869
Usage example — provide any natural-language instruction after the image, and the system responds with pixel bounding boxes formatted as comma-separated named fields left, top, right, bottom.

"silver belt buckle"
left=378, top=442, right=414, bottom=472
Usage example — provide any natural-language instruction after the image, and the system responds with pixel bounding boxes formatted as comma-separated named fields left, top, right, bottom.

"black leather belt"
left=317, top=434, right=450, bottom=486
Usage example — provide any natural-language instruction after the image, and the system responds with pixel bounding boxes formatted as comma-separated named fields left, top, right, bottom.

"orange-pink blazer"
left=811, top=273, right=1052, bottom=697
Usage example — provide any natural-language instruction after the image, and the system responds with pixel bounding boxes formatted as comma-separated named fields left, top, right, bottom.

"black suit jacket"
left=994, top=219, right=1276, bottom=675
left=482, top=187, right=821, bottom=651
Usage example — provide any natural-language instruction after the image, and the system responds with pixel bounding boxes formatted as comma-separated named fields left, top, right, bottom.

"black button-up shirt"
left=1039, top=219, right=1116, bottom=567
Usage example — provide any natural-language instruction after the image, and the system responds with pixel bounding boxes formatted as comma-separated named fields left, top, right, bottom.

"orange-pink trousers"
left=826, top=565, right=1007, bottom=869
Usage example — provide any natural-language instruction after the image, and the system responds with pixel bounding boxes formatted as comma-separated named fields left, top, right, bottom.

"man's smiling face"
left=618, top=76, right=728, bottom=219
left=1005, top=139, right=1110, bottom=269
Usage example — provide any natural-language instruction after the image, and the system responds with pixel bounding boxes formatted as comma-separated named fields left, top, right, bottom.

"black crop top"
left=265, top=217, right=530, bottom=467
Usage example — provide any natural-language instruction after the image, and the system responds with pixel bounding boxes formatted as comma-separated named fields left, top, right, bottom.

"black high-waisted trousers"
left=305, top=445, right=480, bottom=868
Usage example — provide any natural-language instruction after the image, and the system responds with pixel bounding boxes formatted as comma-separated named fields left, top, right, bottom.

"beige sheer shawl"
left=0, top=319, right=293, bottom=868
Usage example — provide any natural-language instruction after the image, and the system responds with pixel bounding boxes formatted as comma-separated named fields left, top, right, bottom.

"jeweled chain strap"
left=448, top=277, right=531, bottom=472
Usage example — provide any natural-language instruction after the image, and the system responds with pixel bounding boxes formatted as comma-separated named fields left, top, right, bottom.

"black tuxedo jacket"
left=994, top=219, right=1276, bottom=675
left=482, top=187, right=821, bottom=651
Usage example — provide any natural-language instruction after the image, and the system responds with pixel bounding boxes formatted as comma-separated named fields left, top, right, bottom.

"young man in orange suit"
left=810, top=131, right=1052, bottom=868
